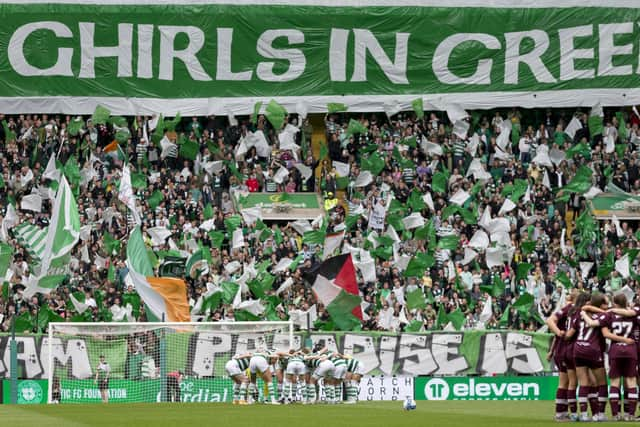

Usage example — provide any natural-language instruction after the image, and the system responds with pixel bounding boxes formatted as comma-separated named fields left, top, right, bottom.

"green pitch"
left=0, top=401, right=623, bottom=426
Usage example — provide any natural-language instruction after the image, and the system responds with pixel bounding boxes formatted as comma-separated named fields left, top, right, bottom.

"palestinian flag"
left=126, top=227, right=190, bottom=322
left=304, top=254, right=362, bottom=330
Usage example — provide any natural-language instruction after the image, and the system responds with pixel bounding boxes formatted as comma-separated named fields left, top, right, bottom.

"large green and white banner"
left=0, top=0, right=639, bottom=114
left=0, top=331, right=553, bottom=380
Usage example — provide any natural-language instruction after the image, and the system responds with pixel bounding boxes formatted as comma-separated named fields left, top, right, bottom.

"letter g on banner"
left=424, top=378, right=449, bottom=400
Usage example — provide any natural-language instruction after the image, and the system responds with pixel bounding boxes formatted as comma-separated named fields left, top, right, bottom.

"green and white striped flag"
left=39, top=176, right=80, bottom=275
left=14, top=222, right=47, bottom=266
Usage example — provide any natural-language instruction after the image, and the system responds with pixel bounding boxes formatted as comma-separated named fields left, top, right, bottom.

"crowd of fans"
left=0, top=105, right=639, bottom=334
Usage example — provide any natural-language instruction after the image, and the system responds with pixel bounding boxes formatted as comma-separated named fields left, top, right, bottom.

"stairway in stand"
left=308, top=114, right=347, bottom=209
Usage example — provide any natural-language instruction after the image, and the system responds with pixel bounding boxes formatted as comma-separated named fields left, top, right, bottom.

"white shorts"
left=312, top=360, right=335, bottom=380
left=286, top=361, right=307, bottom=376
left=225, top=360, right=243, bottom=378
left=333, top=364, right=347, bottom=380
left=249, top=356, right=269, bottom=374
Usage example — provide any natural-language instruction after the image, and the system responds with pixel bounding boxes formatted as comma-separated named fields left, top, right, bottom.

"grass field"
left=0, top=401, right=630, bottom=427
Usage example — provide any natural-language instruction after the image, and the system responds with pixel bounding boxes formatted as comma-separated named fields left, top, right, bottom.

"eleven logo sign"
left=418, top=377, right=555, bottom=401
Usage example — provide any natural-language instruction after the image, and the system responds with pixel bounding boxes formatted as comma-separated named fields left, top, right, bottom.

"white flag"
left=241, top=207, right=262, bottom=225
left=160, top=136, right=178, bottom=159
left=354, top=251, right=376, bottom=283
left=296, top=101, right=308, bottom=120
left=560, top=228, right=567, bottom=255
left=422, top=140, right=444, bottom=157
left=273, top=258, right=293, bottom=273
left=580, top=262, right=594, bottom=280
left=584, top=186, right=602, bottom=200
left=479, top=298, right=492, bottom=323
left=564, top=116, right=582, bottom=139
left=0, top=204, right=17, bottom=242
left=446, top=104, right=469, bottom=123
left=612, top=214, right=625, bottom=237
left=118, top=164, right=141, bottom=225
left=498, top=198, right=516, bottom=216
left=147, top=227, right=172, bottom=246
left=523, top=186, right=531, bottom=203
left=248, top=130, right=271, bottom=158
left=485, top=247, right=505, bottom=268
left=274, top=167, right=289, bottom=184
left=43, top=155, right=61, bottom=181
left=549, top=148, right=566, bottom=166
left=449, top=189, right=470, bottom=206
left=20, top=193, right=42, bottom=212
left=465, top=133, right=479, bottom=156
left=461, top=247, right=478, bottom=265
left=423, top=192, right=435, bottom=212
left=19, top=169, right=34, bottom=188
left=203, top=160, right=224, bottom=175
left=276, top=277, right=295, bottom=295
left=70, top=293, right=90, bottom=314
left=383, top=101, right=402, bottom=119
left=232, top=228, right=245, bottom=249
left=402, top=213, right=425, bottom=230
left=323, top=231, right=345, bottom=260
left=294, top=163, right=312, bottom=181
left=496, top=120, right=512, bottom=151
left=452, top=120, right=470, bottom=139
left=354, top=171, right=373, bottom=187
left=291, top=220, right=312, bottom=236
left=615, top=254, right=630, bottom=279
left=468, top=230, right=490, bottom=250
left=333, top=161, right=350, bottom=178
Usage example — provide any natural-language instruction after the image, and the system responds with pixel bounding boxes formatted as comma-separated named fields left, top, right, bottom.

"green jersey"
left=304, top=353, right=322, bottom=369
left=347, top=357, right=361, bottom=372
left=289, top=353, right=305, bottom=364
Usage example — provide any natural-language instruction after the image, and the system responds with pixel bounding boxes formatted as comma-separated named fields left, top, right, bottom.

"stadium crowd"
left=0, top=105, right=639, bottom=334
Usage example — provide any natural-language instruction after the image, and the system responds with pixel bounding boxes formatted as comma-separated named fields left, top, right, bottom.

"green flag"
left=555, top=271, right=572, bottom=289
left=251, top=101, right=263, bottom=124
left=164, top=113, right=181, bottom=132
left=224, top=215, right=242, bottom=232
left=566, top=142, right=591, bottom=159
left=404, top=252, right=434, bottom=277
left=562, top=165, right=592, bottom=194
left=411, top=98, right=424, bottom=119
left=617, top=112, right=627, bottom=140
left=221, top=282, right=240, bottom=304
left=326, top=290, right=362, bottom=331
left=405, top=319, right=424, bottom=332
left=437, top=235, right=459, bottom=250
left=588, top=109, right=604, bottom=136
left=208, top=231, right=225, bottom=249
left=64, top=156, right=81, bottom=186
left=303, top=230, right=326, bottom=245
left=91, top=105, right=110, bottom=125
left=405, top=288, right=427, bottom=310
left=521, top=240, right=537, bottom=255
left=345, top=119, right=368, bottom=136
left=179, top=138, right=199, bottom=160
left=432, top=172, right=447, bottom=193
left=597, top=252, right=614, bottom=279
left=448, top=308, right=465, bottom=330
left=499, top=304, right=511, bottom=327
left=435, top=304, right=448, bottom=329
left=0, top=243, right=13, bottom=278
left=148, top=190, right=163, bottom=210
left=131, top=172, right=147, bottom=189
left=103, top=232, right=121, bottom=255
left=319, top=141, right=328, bottom=160
left=513, top=292, right=534, bottom=316
left=107, top=264, right=116, bottom=283
left=327, top=102, right=348, bottom=114
left=516, top=263, right=533, bottom=283
left=361, top=153, right=385, bottom=175
left=68, top=118, right=84, bottom=136
left=265, top=99, right=287, bottom=130
left=203, top=203, right=214, bottom=220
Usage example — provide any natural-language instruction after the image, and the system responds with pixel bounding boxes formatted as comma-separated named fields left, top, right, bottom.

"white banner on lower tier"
left=357, top=376, right=414, bottom=401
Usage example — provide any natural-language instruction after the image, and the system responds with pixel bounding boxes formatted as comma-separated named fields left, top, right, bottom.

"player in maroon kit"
left=546, top=289, right=579, bottom=422
left=566, top=293, right=609, bottom=422
left=584, top=293, right=639, bottom=421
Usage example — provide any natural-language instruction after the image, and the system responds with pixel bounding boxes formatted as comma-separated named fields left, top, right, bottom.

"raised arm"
left=608, top=307, right=636, bottom=317
left=581, top=311, right=601, bottom=328
left=582, top=304, right=605, bottom=314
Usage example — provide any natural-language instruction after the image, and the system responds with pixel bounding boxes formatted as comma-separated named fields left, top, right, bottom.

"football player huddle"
left=548, top=290, right=640, bottom=422
left=224, top=344, right=364, bottom=405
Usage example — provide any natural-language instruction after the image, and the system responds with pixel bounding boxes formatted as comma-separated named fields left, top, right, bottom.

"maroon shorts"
left=554, top=345, right=570, bottom=373
left=574, top=349, right=605, bottom=369
left=609, top=357, right=638, bottom=379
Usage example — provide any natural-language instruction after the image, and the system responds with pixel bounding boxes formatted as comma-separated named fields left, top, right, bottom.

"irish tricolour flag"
left=126, top=227, right=190, bottom=322
left=305, top=254, right=362, bottom=330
